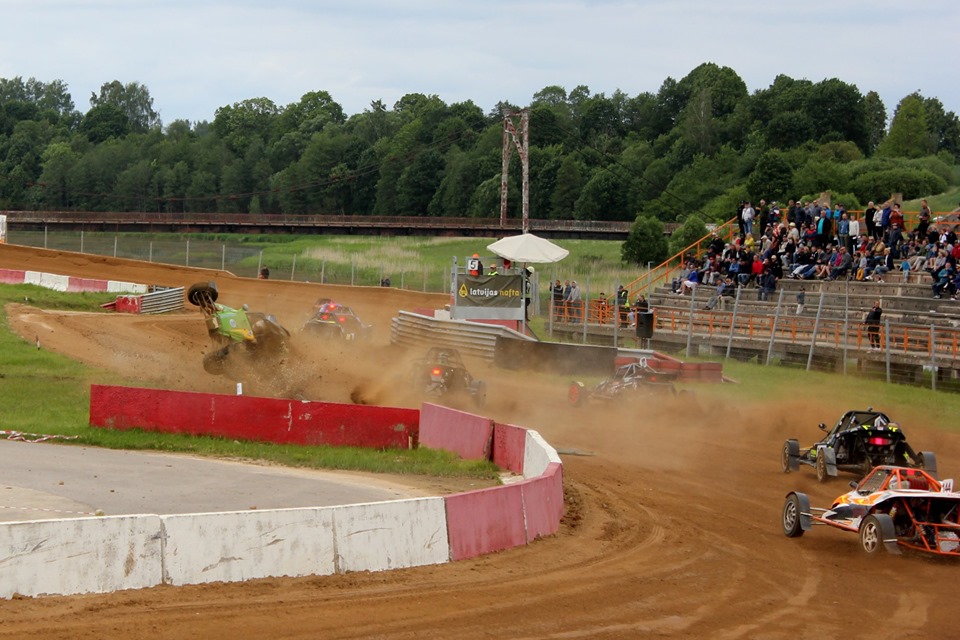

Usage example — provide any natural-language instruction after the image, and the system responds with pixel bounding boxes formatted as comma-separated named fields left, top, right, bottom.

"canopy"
left=486, top=233, right=569, bottom=264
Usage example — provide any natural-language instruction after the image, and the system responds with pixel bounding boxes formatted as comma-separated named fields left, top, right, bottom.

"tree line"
left=1, top=64, right=958, bottom=250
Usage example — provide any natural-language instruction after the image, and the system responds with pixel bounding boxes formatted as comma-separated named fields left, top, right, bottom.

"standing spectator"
left=758, top=199, right=770, bottom=236
left=616, top=285, right=630, bottom=327
left=889, top=203, right=905, bottom=230
left=864, top=300, right=883, bottom=351
left=552, top=279, right=564, bottom=302
left=837, top=212, right=850, bottom=252
left=568, top=280, right=582, bottom=321
left=796, top=286, right=806, bottom=315
left=742, top=201, right=755, bottom=238
left=736, top=201, right=746, bottom=238
left=864, top=201, right=877, bottom=239
left=917, top=199, right=932, bottom=240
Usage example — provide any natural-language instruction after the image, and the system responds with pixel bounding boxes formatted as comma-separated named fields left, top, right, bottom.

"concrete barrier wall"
left=90, top=385, right=418, bottom=449
left=0, top=390, right=564, bottom=599
left=492, top=421, right=527, bottom=474
left=523, top=429, right=562, bottom=479
left=444, top=483, right=527, bottom=561
left=0, top=515, right=163, bottom=598
left=67, top=276, right=109, bottom=292
left=333, top=498, right=449, bottom=572
left=520, top=463, right=564, bottom=542
left=161, top=508, right=337, bottom=586
left=418, top=402, right=493, bottom=460
left=0, top=268, right=25, bottom=284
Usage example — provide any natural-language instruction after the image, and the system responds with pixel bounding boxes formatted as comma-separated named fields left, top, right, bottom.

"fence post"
left=884, top=317, right=891, bottom=384
left=400, top=270, right=405, bottom=290
left=291, top=254, right=297, bottom=281
left=765, top=289, right=785, bottom=366
left=185, top=239, right=189, bottom=266
left=805, top=290, right=826, bottom=371
left=842, top=280, right=850, bottom=375
left=113, top=235, right=118, bottom=258
left=80, top=228, right=84, bottom=253
left=149, top=241, right=153, bottom=263
left=321, top=259, right=325, bottom=284
left=582, top=276, right=590, bottom=345
left=931, top=324, right=937, bottom=392
left=221, top=244, right=226, bottom=271
left=44, top=223, right=48, bottom=249
left=685, top=288, right=696, bottom=358
left=351, top=256, right=355, bottom=286
left=725, top=286, right=742, bottom=359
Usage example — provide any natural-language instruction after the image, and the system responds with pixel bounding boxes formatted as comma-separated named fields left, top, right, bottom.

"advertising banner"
left=451, top=274, right=523, bottom=320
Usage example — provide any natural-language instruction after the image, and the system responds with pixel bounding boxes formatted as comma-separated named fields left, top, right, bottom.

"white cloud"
left=0, top=0, right=956, bottom=123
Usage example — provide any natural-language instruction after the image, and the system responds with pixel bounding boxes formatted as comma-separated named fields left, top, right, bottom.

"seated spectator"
left=828, top=247, right=853, bottom=280
left=933, top=262, right=956, bottom=299
left=679, top=269, right=700, bottom=295
left=870, top=248, right=894, bottom=282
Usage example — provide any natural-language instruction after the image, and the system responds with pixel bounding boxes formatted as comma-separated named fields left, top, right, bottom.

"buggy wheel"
left=782, top=493, right=806, bottom=538
left=815, top=448, right=830, bottom=483
left=860, top=514, right=897, bottom=555
left=781, top=439, right=800, bottom=473
left=918, top=451, right=938, bottom=479
left=568, top=382, right=586, bottom=407
left=188, top=281, right=218, bottom=306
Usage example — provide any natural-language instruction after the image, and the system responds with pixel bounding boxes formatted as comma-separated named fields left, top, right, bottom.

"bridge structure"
left=0, top=210, right=660, bottom=240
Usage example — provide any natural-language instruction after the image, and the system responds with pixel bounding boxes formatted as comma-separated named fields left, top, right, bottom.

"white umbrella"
left=486, top=233, right=569, bottom=264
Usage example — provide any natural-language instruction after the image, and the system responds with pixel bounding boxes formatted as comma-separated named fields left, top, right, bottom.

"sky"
left=2, top=0, right=958, bottom=125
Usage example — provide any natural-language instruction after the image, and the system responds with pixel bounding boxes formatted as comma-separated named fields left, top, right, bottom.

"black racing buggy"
left=301, top=299, right=372, bottom=341
left=411, top=346, right=486, bottom=408
left=187, top=281, right=291, bottom=376
left=780, top=408, right=937, bottom=482
left=568, top=361, right=680, bottom=407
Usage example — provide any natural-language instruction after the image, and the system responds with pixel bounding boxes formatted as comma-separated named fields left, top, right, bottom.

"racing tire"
left=202, top=346, right=230, bottom=375
left=781, top=439, right=800, bottom=473
left=859, top=513, right=899, bottom=555
left=188, top=281, right=218, bottom=306
left=568, top=382, right=586, bottom=407
left=815, top=448, right=830, bottom=483
left=782, top=493, right=809, bottom=538
left=918, top=451, right=938, bottom=479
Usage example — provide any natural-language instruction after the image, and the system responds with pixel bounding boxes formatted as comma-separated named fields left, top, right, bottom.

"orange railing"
left=652, top=306, right=960, bottom=360
left=622, top=217, right=738, bottom=302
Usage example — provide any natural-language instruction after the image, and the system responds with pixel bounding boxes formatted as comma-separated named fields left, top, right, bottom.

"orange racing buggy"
left=782, top=466, right=960, bottom=556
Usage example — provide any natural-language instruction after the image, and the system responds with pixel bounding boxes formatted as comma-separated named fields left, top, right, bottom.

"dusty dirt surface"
left=1, top=244, right=959, bottom=640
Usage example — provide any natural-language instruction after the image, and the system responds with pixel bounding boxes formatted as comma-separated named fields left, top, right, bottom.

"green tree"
left=746, top=150, right=793, bottom=201
left=573, top=170, right=629, bottom=221
left=863, top=91, right=886, bottom=155
left=877, top=95, right=935, bottom=158
left=549, top=154, right=585, bottom=219
left=668, top=214, right=709, bottom=255
left=89, top=80, right=159, bottom=132
left=621, top=215, right=668, bottom=265
left=80, top=103, right=130, bottom=143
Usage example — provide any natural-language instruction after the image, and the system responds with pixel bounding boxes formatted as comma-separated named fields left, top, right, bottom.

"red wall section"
left=418, top=403, right=493, bottom=461
left=444, top=483, right=526, bottom=561
left=492, top=422, right=526, bottom=475
left=0, top=269, right=25, bottom=284
left=90, top=385, right=418, bottom=449
left=520, top=463, right=564, bottom=542
left=114, top=295, right=143, bottom=313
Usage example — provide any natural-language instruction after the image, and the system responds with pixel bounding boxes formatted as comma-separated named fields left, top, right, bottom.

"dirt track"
left=1, top=244, right=958, bottom=640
